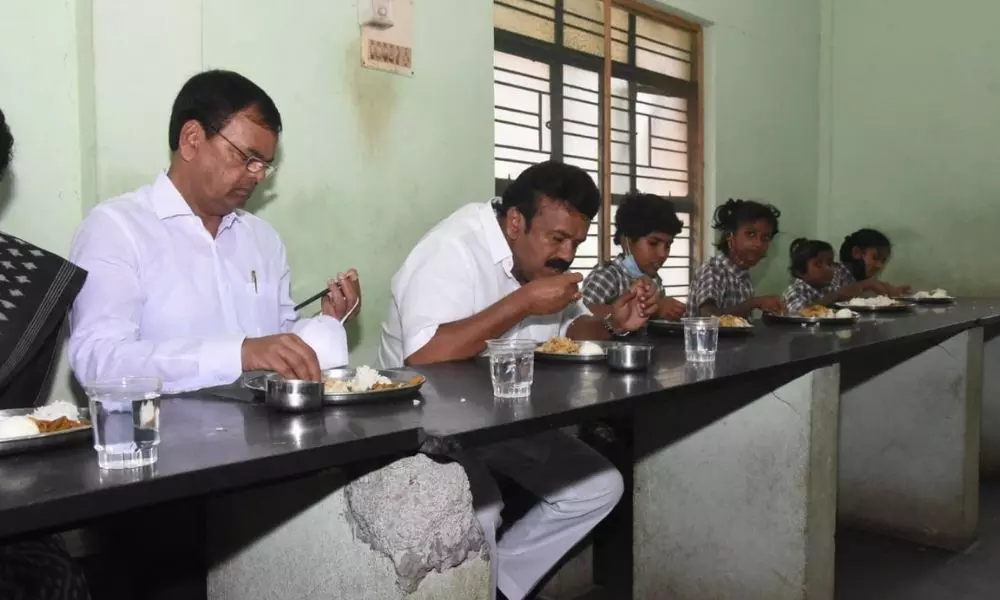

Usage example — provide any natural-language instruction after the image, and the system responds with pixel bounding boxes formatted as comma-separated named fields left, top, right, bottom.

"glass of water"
left=486, top=339, right=537, bottom=398
left=85, top=377, right=162, bottom=470
left=681, top=316, right=720, bottom=362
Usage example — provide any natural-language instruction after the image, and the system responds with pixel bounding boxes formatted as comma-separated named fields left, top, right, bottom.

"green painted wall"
left=820, top=0, right=998, bottom=294
left=656, top=0, right=821, bottom=294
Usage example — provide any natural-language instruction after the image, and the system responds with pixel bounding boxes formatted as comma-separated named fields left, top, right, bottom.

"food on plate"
left=537, top=336, right=580, bottom=354
left=0, top=401, right=90, bottom=441
left=537, top=337, right=606, bottom=356
left=799, top=305, right=832, bottom=318
left=798, top=305, right=856, bottom=319
left=323, top=365, right=422, bottom=394
left=845, top=295, right=896, bottom=308
left=0, top=416, right=40, bottom=440
left=32, top=401, right=82, bottom=422
left=719, top=315, right=751, bottom=328
left=913, top=288, right=950, bottom=299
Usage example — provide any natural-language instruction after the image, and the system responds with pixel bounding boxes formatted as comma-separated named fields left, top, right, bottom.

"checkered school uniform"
left=687, top=254, right=754, bottom=315
left=823, top=262, right=856, bottom=294
left=581, top=255, right=664, bottom=306
left=782, top=278, right=824, bottom=313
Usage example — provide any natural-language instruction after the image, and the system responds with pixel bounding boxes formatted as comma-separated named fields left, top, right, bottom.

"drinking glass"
left=681, top=317, right=720, bottom=362
left=85, top=377, right=162, bottom=470
left=486, top=339, right=536, bottom=398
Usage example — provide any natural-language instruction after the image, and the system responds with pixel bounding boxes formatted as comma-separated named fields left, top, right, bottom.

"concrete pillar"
left=207, top=455, right=491, bottom=600
left=633, top=366, right=839, bottom=600
left=981, top=326, right=1000, bottom=473
left=839, top=329, right=983, bottom=551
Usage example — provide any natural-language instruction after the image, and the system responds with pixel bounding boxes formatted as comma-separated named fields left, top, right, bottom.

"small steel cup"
left=265, top=378, right=324, bottom=413
left=606, top=343, right=654, bottom=372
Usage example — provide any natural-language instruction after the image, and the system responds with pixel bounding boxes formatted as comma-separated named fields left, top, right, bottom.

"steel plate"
left=244, top=368, right=425, bottom=405
left=0, top=407, right=92, bottom=457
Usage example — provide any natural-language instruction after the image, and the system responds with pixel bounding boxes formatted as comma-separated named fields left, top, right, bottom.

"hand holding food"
left=610, top=289, right=648, bottom=332
left=631, top=278, right=660, bottom=317
left=242, top=334, right=322, bottom=382
left=658, top=297, right=687, bottom=321
left=519, top=272, right=584, bottom=315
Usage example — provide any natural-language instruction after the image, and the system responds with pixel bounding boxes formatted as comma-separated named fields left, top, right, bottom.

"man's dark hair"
left=0, top=107, right=12, bottom=181
left=498, top=161, right=600, bottom=228
left=613, top=191, right=683, bottom=245
left=168, top=70, right=282, bottom=151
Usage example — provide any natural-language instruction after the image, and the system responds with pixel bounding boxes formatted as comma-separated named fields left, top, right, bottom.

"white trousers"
left=461, top=430, right=624, bottom=600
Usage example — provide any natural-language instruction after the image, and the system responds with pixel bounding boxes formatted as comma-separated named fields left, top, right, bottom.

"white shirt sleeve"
left=559, top=299, right=592, bottom=336
left=276, top=242, right=299, bottom=334
left=68, top=209, right=244, bottom=392
left=396, top=243, right=477, bottom=360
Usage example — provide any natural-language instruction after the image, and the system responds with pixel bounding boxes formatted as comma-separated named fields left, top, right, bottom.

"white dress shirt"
left=69, top=172, right=347, bottom=393
left=377, top=200, right=589, bottom=369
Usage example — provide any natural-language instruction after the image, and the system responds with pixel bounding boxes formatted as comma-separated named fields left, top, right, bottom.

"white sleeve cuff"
left=198, top=335, right=246, bottom=385
left=402, top=325, right=439, bottom=362
left=292, top=315, right=348, bottom=369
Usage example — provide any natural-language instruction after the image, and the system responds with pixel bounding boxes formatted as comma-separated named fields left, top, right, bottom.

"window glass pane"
left=494, top=1, right=699, bottom=291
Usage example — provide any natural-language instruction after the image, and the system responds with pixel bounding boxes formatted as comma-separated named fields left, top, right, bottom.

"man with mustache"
left=68, top=70, right=360, bottom=392
left=377, top=160, right=647, bottom=600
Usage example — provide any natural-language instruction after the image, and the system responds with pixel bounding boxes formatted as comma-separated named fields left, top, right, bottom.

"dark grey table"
left=1, top=300, right=998, bottom=541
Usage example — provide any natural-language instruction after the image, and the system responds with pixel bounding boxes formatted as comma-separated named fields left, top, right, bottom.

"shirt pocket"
left=241, top=279, right=281, bottom=337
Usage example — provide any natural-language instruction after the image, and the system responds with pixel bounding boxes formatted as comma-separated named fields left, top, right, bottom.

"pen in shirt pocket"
left=251, top=270, right=258, bottom=294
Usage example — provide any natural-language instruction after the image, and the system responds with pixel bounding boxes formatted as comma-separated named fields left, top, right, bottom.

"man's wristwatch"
left=603, top=313, right=631, bottom=338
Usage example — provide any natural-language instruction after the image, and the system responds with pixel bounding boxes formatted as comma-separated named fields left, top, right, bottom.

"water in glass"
left=682, top=317, right=719, bottom=362
left=87, top=377, right=162, bottom=469
left=486, top=339, right=536, bottom=398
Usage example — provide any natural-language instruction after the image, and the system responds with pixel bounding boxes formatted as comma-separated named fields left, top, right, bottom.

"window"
left=493, top=0, right=702, bottom=300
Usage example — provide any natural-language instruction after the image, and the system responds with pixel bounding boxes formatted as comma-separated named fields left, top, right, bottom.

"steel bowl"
left=606, top=343, right=654, bottom=372
left=265, top=378, right=324, bottom=413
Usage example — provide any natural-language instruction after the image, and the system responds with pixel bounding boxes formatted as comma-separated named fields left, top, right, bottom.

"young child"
left=782, top=238, right=889, bottom=313
left=582, top=192, right=687, bottom=321
left=688, top=198, right=785, bottom=317
left=827, top=228, right=907, bottom=294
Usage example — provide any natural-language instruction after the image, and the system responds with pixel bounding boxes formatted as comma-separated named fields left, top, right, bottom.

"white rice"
left=31, top=400, right=81, bottom=422
left=846, top=295, right=895, bottom=307
left=351, top=365, right=391, bottom=391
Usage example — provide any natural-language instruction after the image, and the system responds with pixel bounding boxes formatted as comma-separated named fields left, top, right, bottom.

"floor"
left=835, top=478, right=1000, bottom=600
left=571, top=478, right=1000, bottom=600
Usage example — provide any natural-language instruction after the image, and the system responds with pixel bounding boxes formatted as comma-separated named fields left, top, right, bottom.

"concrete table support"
left=839, top=329, right=983, bottom=551
left=633, top=366, right=840, bottom=600
left=981, top=325, right=1000, bottom=473
left=206, top=455, right=490, bottom=600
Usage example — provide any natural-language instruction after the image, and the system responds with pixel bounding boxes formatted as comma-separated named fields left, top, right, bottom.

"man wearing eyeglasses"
left=68, top=70, right=360, bottom=392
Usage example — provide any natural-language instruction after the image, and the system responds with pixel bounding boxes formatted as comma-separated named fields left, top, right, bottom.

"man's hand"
left=518, top=272, right=583, bottom=315
left=752, top=295, right=786, bottom=315
left=610, top=289, right=649, bottom=332
left=242, top=334, right=321, bottom=381
left=321, top=269, right=361, bottom=321
left=657, top=296, right=687, bottom=321
left=633, top=278, right=659, bottom=317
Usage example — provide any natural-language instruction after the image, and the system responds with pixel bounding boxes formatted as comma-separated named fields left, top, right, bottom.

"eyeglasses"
left=206, top=125, right=275, bottom=178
